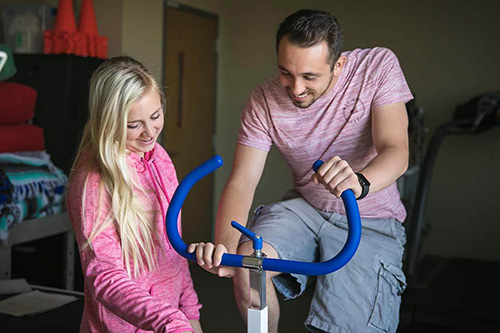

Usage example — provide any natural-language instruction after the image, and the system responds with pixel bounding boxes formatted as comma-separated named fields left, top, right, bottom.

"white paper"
left=0, top=290, right=78, bottom=316
left=0, top=278, right=32, bottom=295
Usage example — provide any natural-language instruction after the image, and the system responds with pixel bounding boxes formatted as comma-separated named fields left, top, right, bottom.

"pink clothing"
left=67, top=143, right=201, bottom=333
left=238, top=47, right=413, bottom=222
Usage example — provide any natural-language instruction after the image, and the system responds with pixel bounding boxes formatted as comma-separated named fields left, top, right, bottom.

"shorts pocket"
left=368, top=260, right=407, bottom=332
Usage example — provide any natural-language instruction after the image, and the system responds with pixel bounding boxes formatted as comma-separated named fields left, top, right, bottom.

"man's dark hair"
left=276, top=9, right=343, bottom=68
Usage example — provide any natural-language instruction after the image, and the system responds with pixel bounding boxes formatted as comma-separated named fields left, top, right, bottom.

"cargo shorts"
left=240, top=195, right=407, bottom=332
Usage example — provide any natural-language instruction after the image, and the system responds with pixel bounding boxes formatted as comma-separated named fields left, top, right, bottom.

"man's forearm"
left=359, top=144, right=408, bottom=194
left=214, top=180, right=255, bottom=253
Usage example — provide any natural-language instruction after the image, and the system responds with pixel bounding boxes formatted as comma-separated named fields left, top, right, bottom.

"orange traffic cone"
left=77, top=0, right=108, bottom=59
left=44, top=0, right=82, bottom=55
left=54, top=0, right=77, bottom=32
left=78, top=0, right=98, bottom=35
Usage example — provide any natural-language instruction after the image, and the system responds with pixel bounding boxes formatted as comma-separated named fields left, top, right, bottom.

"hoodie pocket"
left=368, top=260, right=407, bottom=332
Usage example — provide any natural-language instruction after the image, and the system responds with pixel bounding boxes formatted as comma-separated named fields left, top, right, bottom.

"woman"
left=67, top=56, right=202, bottom=333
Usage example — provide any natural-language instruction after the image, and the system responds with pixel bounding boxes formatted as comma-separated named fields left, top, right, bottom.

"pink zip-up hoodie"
left=67, top=143, right=201, bottom=333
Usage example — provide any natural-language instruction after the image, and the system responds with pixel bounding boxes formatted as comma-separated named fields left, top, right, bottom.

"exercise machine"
left=166, top=156, right=362, bottom=333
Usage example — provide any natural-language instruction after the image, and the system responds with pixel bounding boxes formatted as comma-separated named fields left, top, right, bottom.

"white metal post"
left=244, top=254, right=267, bottom=333
left=248, top=306, right=268, bottom=333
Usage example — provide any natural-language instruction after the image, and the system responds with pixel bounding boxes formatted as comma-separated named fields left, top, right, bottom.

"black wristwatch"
left=355, top=173, right=370, bottom=200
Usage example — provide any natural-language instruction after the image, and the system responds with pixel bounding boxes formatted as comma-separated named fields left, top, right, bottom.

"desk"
left=0, top=285, right=83, bottom=333
left=0, top=212, right=75, bottom=290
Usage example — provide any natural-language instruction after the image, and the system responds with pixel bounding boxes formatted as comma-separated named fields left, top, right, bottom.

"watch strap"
left=355, top=173, right=370, bottom=200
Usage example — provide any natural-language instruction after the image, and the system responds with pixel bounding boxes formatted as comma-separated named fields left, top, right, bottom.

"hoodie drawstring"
left=142, top=158, right=171, bottom=249
left=152, top=160, right=170, bottom=204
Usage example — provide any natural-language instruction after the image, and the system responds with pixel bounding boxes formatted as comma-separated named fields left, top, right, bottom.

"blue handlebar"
left=231, top=221, right=263, bottom=251
left=312, top=160, right=324, bottom=173
left=166, top=156, right=362, bottom=276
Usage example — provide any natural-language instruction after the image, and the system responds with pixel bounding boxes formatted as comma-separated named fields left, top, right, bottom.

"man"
left=190, top=9, right=412, bottom=333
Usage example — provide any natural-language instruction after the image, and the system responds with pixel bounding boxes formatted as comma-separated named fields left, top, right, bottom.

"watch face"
left=356, top=173, right=370, bottom=186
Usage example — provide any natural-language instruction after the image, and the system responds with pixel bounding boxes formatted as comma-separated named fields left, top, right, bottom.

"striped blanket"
left=0, top=151, right=67, bottom=241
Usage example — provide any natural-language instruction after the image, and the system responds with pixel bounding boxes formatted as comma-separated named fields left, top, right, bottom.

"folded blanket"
left=0, top=124, right=45, bottom=153
left=0, top=168, right=12, bottom=205
left=0, top=151, right=67, bottom=241
left=0, top=200, right=65, bottom=241
left=0, top=151, right=66, bottom=202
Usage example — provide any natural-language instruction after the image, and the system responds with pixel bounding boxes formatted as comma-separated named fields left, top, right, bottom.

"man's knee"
left=237, top=240, right=280, bottom=258
left=237, top=240, right=254, bottom=256
left=237, top=241, right=281, bottom=278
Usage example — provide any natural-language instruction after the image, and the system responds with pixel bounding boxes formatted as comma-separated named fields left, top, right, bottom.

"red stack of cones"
left=44, top=0, right=107, bottom=59
left=43, top=0, right=81, bottom=55
left=78, top=0, right=108, bottom=58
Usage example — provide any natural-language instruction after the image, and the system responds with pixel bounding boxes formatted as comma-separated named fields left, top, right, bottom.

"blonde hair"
left=70, top=56, right=166, bottom=278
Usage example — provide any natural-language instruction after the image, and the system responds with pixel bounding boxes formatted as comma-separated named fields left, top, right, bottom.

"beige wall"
left=93, top=0, right=122, bottom=58
left=2, top=0, right=499, bottom=261
left=121, top=0, right=162, bottom=80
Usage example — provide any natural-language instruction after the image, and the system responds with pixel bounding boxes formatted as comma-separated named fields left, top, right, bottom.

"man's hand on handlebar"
left=311, top=156, right=362, bottom=199
left=187, top=242, right=237, bottom=278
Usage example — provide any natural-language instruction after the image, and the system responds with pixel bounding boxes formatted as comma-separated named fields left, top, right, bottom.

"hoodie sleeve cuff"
left=179, top=306, right=201, bottom=321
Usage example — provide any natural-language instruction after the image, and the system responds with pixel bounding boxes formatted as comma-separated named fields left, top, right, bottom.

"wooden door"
left=163, top=4, right=218, bottom=244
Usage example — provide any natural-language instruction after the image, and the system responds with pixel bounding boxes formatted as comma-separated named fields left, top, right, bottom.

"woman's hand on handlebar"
left=187, top=242, right=236, bottom=278
left=311, top=156, right=362, bottom=198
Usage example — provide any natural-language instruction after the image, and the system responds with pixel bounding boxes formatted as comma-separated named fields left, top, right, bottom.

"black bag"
left=454, top=91, right=500, bottom=133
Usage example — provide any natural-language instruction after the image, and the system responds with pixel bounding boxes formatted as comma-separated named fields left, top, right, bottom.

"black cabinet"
left=9, top=54, right=104, bottom=175
left=7, top=54, right=105, bottom=291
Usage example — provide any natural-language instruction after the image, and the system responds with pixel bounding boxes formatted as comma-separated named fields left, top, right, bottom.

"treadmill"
left=400, top=92, right=500, bottom=332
